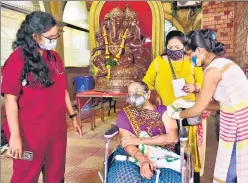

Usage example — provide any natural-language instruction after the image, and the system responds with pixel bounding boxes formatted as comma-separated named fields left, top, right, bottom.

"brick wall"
left=234, top=2, right=248, bottom=68
left=202, top=1, right=235, bottom=58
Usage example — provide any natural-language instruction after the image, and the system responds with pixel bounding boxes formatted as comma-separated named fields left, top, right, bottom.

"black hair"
left=128, top=81, right=149, bottom=92
left=184, top=30, right=195, bottom=51
left=162, top=30, right=185, bottom=56
left=137, top=81, right=149, bottom=92
left=185, top=29, right=226, bottom=56
left=12, top=11, right=57, bottom=87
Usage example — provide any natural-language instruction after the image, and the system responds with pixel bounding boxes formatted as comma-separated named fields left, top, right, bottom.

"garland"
left=103, top=28, right=128, bottom=79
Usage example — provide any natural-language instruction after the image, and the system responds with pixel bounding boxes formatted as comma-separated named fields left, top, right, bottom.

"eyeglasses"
left=128, top=89, right=146, bottom=97
left=41, top=33, right=60, bottom=43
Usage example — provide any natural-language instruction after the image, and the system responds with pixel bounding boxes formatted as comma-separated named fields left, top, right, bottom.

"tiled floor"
left=1, top=107, right=118, bottom=183
left=200, top=114, right=219, bottom=183
left=1, top=103, right=219, bottom=183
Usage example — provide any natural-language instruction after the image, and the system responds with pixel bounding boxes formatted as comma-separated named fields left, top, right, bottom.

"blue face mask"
left=191, top=56, right=202, bottom=67
left=191, top=56, right=198, bottom=66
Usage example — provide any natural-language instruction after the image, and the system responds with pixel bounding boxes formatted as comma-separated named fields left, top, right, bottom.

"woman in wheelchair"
left=107, top=81, right=181, bottom=183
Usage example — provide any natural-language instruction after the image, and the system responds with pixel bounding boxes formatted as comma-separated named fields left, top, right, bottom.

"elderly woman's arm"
left=119, top=129, right=145, bottom=160
left=119, top=129, right=155, bottom=179
left=140, top=112, right=178, bottom=145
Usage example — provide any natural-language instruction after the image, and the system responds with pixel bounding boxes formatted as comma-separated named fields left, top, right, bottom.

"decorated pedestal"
left=94, top=64, right=139, bottom=92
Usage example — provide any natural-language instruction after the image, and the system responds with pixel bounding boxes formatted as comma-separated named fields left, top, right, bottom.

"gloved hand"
left=171, top=98, right=195, bottom=109
left=167, top=105, right=182, bottom=120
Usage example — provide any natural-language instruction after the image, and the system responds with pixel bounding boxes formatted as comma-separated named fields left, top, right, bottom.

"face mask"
left=39, top=38, right=57, bottom=50
left=126, top=91, right=149, bottom=108
left=191, top=49, right=202, bottom=67
left=191, top=56, right=198, bottom=67
left=166, top=49, right=184, bottom=61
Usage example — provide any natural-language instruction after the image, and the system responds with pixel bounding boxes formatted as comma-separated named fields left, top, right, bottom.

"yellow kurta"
left=143, top=55, right=203, bottom=105
left=143, top=55, right=204, bottom=173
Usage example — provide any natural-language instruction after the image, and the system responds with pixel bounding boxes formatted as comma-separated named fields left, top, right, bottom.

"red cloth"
left=76, top=90, right=127, bottom=109
left=76, top=90, right=127, bottom=97
left=2, top=48, right=67, bottom=182
left=10, top=133, right=66, bottom=183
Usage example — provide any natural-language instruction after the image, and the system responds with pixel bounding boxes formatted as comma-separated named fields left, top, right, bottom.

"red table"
left=76, top=90, right=127, bottom=130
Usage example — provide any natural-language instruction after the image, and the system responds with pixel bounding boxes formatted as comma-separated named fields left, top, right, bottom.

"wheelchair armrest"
left=104, top=126, right=119, bottom=138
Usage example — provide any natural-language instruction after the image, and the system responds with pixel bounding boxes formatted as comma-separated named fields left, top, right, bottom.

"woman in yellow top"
left=143, top=30, right=205, bottom=182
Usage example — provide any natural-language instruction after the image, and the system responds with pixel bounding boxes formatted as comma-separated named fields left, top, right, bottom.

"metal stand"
left=98, top=137, right=111, bottom=183
left=179, top=118, right=190, bottom=183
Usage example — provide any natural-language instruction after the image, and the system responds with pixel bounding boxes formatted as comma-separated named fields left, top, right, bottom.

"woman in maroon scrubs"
left=1, top=11, right=82, bottom=183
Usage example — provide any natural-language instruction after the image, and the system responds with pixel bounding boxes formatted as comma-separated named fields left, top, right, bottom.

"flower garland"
left=197, top=110, right=210, bottom=146
left=103, top=28, right=128, bottom=79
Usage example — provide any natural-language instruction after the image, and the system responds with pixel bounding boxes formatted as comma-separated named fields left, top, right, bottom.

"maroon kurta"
left=2, top=48, right=67, bottom=183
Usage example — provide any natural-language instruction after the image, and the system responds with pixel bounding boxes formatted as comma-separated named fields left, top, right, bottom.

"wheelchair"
left=98, top=114, right=202, bottom=183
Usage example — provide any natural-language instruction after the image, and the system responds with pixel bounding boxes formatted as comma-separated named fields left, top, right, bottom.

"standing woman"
left=143, top=31, right=203, bottom=106
left=1, top=11, right=82, bottom=183
left=167, top=29, right=248, bottom=183
left=143, top=31, right=206, bottom=182
left=143, top=30, right=206, bottom=181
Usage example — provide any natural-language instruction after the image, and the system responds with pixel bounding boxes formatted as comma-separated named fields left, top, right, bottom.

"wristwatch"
left=69, top=113, right=77, bottom=119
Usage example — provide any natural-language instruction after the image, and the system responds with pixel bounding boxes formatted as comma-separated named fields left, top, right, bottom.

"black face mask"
left=166, top=49, right=184, bottom=61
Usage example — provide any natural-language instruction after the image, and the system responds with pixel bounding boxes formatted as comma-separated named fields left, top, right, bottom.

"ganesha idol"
left=92, top=6, right=150, bottom=93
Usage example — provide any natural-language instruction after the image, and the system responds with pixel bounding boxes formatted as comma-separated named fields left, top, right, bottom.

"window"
left=1, top=1, right=45, bottom=66
left=63, top=26, right=90, bottom=67
left=2, top=1, right=45, bottom=12
left=1, top=8, right=26, bottom=66
left=63, top=1, right=90, bottom=67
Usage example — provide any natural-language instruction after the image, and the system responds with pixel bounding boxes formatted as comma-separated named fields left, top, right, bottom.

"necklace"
left=173, top=59, right=185, bottom=74
left=46, top=51, right=64, bottom=75
left=49, top=60, right=64, bottom=75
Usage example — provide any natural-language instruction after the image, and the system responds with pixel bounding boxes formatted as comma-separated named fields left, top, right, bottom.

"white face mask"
left=39, top=37, right=57, bottom=50
left=126, top=90, right=149, bottom=108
